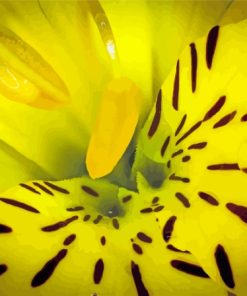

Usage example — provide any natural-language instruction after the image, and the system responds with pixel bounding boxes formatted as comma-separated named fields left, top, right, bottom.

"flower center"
left=98, top=197, right=125, bottom=218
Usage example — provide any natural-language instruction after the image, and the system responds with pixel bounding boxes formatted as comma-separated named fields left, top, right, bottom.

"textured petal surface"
left=138, top=18, right=247, bottom=295
left=0, top=177, right=227, bottom=296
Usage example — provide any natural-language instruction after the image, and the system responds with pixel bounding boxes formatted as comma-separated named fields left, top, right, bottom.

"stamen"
left=0, top=28, right=69, bottom=108
left=88, top=0, right=120, bottom=76
left=0, top=63, right=39, bottom=104
left=86, top=0, right=142, bottom=179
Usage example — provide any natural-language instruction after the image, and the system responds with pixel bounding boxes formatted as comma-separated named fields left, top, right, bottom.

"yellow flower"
left=0, top=0, right=247, bottom=295
left=0, top=0, right=234, bottom=190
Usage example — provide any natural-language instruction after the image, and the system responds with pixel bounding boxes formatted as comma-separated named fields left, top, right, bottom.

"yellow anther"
left=0, top=28, right=69, bottom=108
left=0, top=64, right=40, bottom=104
left=86, top=77, right=142, bottom=179
left=86, top=0, right=142, bottom=178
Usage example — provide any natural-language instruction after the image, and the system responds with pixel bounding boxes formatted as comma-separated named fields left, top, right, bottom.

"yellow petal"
left=221, top=0, right=247, bottom=25
left=148, top=0, right=232, bottom=95
left=0, top=139, right=51, bottom=191
left=138, top=18, right=247, bottom=295
left=0, top=176, right=227, bottom=295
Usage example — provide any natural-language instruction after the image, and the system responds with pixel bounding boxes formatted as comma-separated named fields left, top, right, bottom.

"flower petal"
left=138, top=18, right=247, bottom=295
left=0, top=139, right=50, bottom=191
left=143, top=0, right=232, bottom=96
left=102, top=0, right=233, bottom=114
left=221, top=0, right=247, bottom=25
left=0, top=176, right=227, bottom=295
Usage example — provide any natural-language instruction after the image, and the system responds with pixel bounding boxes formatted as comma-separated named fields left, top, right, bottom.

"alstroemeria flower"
left=0, top=0, right=247, bottom=296
left=0, top=0, right=235, bottom=190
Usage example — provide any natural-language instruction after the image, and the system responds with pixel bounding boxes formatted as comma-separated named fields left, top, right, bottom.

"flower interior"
left=0, top=1, right=246, bottom=296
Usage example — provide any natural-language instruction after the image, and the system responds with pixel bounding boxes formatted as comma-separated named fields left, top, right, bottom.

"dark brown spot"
left=172, top=149, right=183, bottom=158
left=31, top=249, right=67, bottom=287
left=132, top=243, right=143, bottom=255
left=44, top=182, right=69, bottom=194
left=190, top=43, right=197, bottom=92
left=215, top=244, right=235, bottom=288
left=140, top=208, right=153, bottom=214
left=161, top=136, right=170, bottom=157
left=93, top=259, right=104, bottom=284
left=63, top=234, right=76, bottom=246
left=171, top=260, right=209, bottom=278
left=203, top=96, right=226, bottom=122
left=175, top=192, right=191, bottom=208
left=137, top=232, right=152, bottom=243
left=167, top=244, right=190, bottom=253
left=122, top=195, right=132, bottom=203
left=0, top=197, right=40, bottom=213
left=81, top=185, right=99, bottom=197
left=213, top=111, right=236, bottom=129
left=148, top=89, right=162, bottom=138
left=20, top=183, right=40, bottom=195
left=167, top=160, right=171, bottom=168
left=112, top=218, right=119, bottom=229
left=176, top=121, right=202, bottom=146
left=172, top=60, right=180, bottom=111
left=188, top=142, right=207, bottom=150
left=163, top=216, right=177, bottom=242
left=169, top=173, right=190, bottom=183
left=0, top=224, right=12, bottom=233
left=0, top=264, right=7, bottom=276
left=182, top=155, right=191, bottom=162
left=226, top=203, right=247, bottom=223
left=131, top=261, right=149, bottom=296
left=153, top=205, right=164, bottom=212
left=66, top=206, right=84, bottom=212
left=100, top=236, right=106, bottom=246
left=93, top=215, right=103, bottom=224
left=83, top=214, right=91, bottom=222
left=206, top=25, right=219, bottom=69
left=198, top=192, right=219, bottom=206
left=152, top=197, right=159, bottom=204
left=241, top=114, right=247, bottom=122
left=207, top=163, right=239, bottom=171
left=41, top=216, right=78, bottom=232
left=33, top=182, right=54, bottom=196
left=175, top=114, right=187, bottom=137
